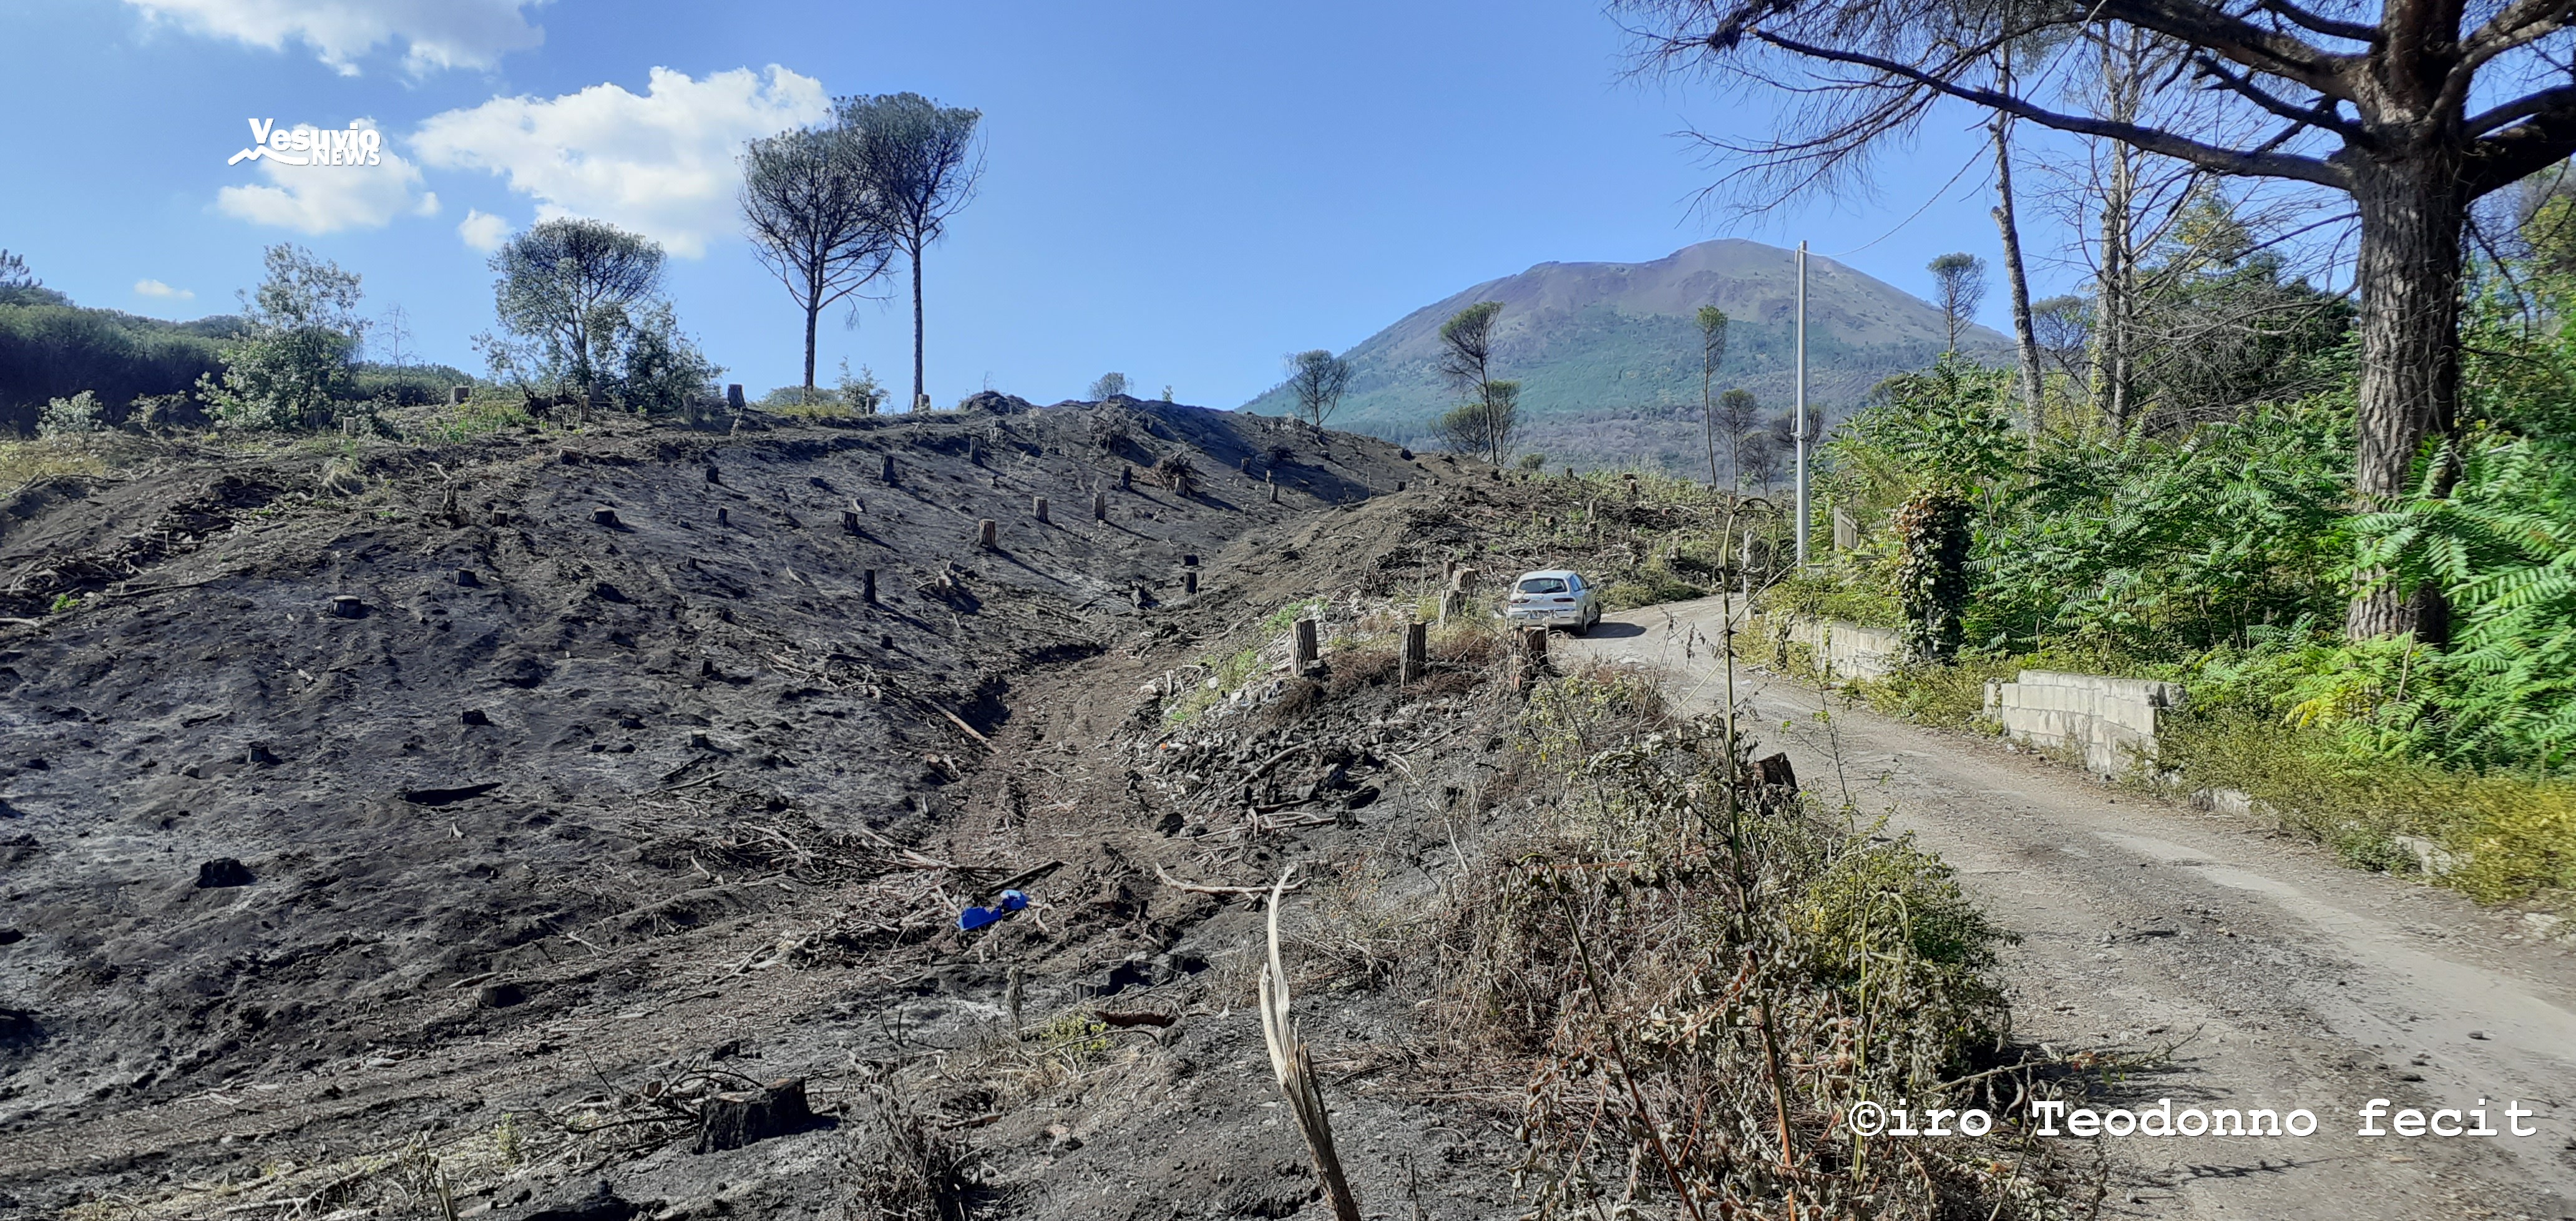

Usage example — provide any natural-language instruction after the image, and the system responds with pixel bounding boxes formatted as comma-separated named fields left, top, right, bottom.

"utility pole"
left=1793, top=241, right=1810, bottom=566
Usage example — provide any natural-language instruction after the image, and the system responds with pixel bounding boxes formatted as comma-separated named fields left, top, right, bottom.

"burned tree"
left=1626, top=0, right=2576, bottom=639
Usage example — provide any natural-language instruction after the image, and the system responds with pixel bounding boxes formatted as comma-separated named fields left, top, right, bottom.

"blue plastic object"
left=957, top=889, right=1031, bottom=931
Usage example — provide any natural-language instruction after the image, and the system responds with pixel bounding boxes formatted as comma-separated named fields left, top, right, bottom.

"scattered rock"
left=693, top=1077, right=816, bottom=1153
left=518, top=1180, right=637, bottom=1221
left=195, top=858, right=255, bottom=888
left=2392, top=834, right=2458, bottom=876
left=461, top=709, right=492, bottom=726
left=477, top=981, right=527, bottom=1009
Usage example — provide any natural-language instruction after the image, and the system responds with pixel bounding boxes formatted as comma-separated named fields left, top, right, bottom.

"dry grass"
left=1413, top=666, right=2087, bottom=1220
left=0, top=436, right=114, bottom=494
left=838, top=1086, right=979, bottom=1221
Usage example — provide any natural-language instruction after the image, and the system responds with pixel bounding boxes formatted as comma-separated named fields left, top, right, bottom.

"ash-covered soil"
left=0, top=400, right=1589, bottom=1220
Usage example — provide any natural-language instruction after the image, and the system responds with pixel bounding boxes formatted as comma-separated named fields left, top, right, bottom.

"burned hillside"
left=0, top=400, right=1602, bottom=1219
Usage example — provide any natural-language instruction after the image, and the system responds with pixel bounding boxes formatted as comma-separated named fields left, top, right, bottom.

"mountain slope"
left=1244, top=238, right=2013, bottom=472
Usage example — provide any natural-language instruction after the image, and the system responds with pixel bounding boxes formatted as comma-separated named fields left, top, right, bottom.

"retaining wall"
left=1983, top=669, right=2188, bottom=778
left=1780, top=617, right=1904, bottom=680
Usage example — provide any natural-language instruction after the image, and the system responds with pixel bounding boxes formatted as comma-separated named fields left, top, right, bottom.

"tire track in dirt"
left=1569, top=596, right=2576, bottom=1221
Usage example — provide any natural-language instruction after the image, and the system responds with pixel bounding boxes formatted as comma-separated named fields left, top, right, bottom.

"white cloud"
left=457, top=208, right=511, bottom=252
left=122, top=0, right=544, bottom=76
left=134, top=279, right=196, bottom=300
left=216, top=124, right=439, bottom=235
left=412, top=66, right=828, bottom=258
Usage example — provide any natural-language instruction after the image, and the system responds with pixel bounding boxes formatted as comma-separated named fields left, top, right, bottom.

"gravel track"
left=1571, top=596, right=2576, bottom=1221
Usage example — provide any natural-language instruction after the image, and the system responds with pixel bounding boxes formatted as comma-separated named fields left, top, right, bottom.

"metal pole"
left=1794, top=241, right=1810, bottom=566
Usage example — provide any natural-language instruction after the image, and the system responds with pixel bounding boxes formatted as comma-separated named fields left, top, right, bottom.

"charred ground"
left=0, top=400, right=1594, bottom=1220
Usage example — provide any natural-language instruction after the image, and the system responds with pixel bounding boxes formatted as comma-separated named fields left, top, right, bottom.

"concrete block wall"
left=1782, top=617, right=1903, bottom=680
left=1983, top=669, right=2188, bottom=778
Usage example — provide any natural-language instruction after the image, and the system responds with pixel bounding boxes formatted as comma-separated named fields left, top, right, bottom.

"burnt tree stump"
left=1291, top=617, right=1320, bottom=676
left=881, top=453, right=897, bottom=484
left=1400, top=620, right=1428, bottom=684
left=1092, top=491, right=1108, bottom=521
left=693, top=1077, right=814, bottom=1154
left=1183, top=571, right=1199, bottom=596
left=977, top=518, right=998, bottom=549
left=1033, top=495, right=1049, bottom=523
left=592, top=506, right=621, bottom=527
left=862, top=569, right=877, bottom=605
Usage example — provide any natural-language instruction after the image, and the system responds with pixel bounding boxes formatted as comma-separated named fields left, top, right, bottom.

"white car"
left=1505, top=569, right=1602, bottom=635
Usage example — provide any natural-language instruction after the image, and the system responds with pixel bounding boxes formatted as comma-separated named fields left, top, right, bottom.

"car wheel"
left=1569, top=610, right=1591, bottom=637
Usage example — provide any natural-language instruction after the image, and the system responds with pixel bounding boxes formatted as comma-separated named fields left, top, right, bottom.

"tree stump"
left=1092, top=491, right=1107, bottom=521
left=725, top=383, right=746, bottom=412
left=1269, top=482, right=1280, bottom=504
left=862, top=569, right=877, bottom=605
left=705, top=465, right=721, bottom=485
left=449, top=385, right=470, bottom=405
left=1400, top=620, right=1428, bottom=683
left=1033, top=495, right=1049, bottom=523
left=329, top=595, right=364, bottom=619
left=1120, top=466, right=1133, bottom=491
left=1442, top=559, right=1458, bottom=583
left=881, top=453, right=897, bottom=484
left=693, top=1077, right=812, bottom=1154
left=1396, top=481, right=1406, bottom=492
left=841, top=509, right=862, bottom=535
left=716, top=507, right=728, bottom=526
left=977, top=518, right=998, bottom=549
left=1291, top=617, right=1320, bottom=676
left=1520, top=625, right=1549, bottom=667
left=592, top=506, right=620, bottom=527
left=1183, top=571, right=1199, bottom=596
left=196, top=858, right=255, bottom=888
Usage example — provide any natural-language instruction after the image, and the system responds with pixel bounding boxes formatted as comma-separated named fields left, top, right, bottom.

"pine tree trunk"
left=1702, top=364, right=1719, bottom=485
left=1990, top=113, right=2044, bottom=421
left=2344, top=154, right=2467, bottom=641
left=909, top=235, right=927, bottom=411
left=802, top=277, right=820, bottom=398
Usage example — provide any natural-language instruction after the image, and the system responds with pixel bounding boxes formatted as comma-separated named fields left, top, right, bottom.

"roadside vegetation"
left=1723, top=209, right=2576, bottom=910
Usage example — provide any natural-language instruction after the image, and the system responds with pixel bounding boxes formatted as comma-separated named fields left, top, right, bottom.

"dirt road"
left=1569, top=596, right=2576, bottom=1221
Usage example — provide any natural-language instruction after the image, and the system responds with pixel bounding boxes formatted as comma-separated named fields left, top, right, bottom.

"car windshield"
left=1518, top=577, right=1569, bottom=594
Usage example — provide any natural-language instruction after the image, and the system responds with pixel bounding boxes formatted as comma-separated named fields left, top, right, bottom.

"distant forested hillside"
left=0, top=285, right=245, bottom=434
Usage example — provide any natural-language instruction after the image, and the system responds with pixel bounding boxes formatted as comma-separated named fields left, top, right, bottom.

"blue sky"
left=0, top=0, right=2084, bottom=407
